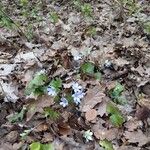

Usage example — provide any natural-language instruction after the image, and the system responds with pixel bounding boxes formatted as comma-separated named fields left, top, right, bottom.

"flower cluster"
left=47, top=81, right=85, bottom=107
left=72, top=82, right=85, bottom=105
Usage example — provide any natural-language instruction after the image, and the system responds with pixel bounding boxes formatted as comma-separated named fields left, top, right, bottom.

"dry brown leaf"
left=141, top=82, right=150, bottom=96
left=94, top=128, right=118, bottom=140
left=138, top=97, right=150, bottom=110
left=58, top=123, right=71, bottom=135
left=131, top=65, right=150, bottom=77
left=97, top=101, right=107, bottom=117
left=42, top=133, right=53, bottom=143
left=12, top=142, right=23, bottom=150
left=114, top=58, right=129, bottom=67
left=5, top=131, right=18, bottom=143
left=85, top=109, right=97, bottom=121
left=123, top=37, right=135, bottom=48
left=124, top=118, right=143, bottom=131
left=124, top=130, right=150, bottom=146
left=0, top=142, right=14, bottom=150
left=80, top=86, right=106, bottom=112
left=34, top=123, right=48, bottom=132
left=135, top=106, right=150, bottom=121
left=106, top=81, right=116, bottom=91
left=26, top=95, right=54, bottom=121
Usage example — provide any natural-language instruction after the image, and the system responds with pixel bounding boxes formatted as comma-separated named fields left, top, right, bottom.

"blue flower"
left=72, top=82, right=82, bottom=93
left=47, top=86, right=57, bottom=96
left=72, top=90, right=85, bottom=105
left=60, top=97, right=68, bottom=107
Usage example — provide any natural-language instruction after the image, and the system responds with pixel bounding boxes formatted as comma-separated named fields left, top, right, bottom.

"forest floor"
left=0, top=0, right=150, bottom=150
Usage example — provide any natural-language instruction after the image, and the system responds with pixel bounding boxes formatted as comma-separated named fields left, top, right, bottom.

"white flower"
left=47, top=86, right=57, bottom=96
left=60, top=97, right=68, bottom=107
left=37, top=69, right=46, bottom=75
left=72, top=90, right=85, bottom=105
left=73, top=53, right=82, bottom=61
left=72, top=82, right=82, bottom=93
left=83, top=130, right=93, bottom=142
left=104, top=60, right=112, bottom=68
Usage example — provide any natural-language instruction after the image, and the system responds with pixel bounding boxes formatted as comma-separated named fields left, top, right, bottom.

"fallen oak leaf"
left=138, top=97, right=150, bottom=110
left=124, top=130, right=150, bottom=146
left=26, top=95, right=54, bottom=121
left=58, top=122, right=71, bottom=135
left=94, top=128, right=118, bottom=140
left=97, top=100, right=107, bottom=117
left=80, top=85, right=106, bottom=112
left=85, top=109, right=97, bottom=121
left=34, top=123, right=49, bottom=132
left=135, top=106, right=150, bottom=121
left=124, top=118, right=143, bottom=131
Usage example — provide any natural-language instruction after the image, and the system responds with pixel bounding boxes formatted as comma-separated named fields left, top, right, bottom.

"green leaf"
left=110, top=82, right=124, bottom=98
left=106, top=102, right=125, bottom=127
left=144, top=21, right=150, bottom=34
left=94, top=72, right=101, bottom=81
left=32, top=73, right=48, bottom=86
left=73, top=0, right=82, bottom=9
left=81, top=3, right=92, bottom=17
left=49, top=12, right=59, bottom=24
left=42, top=144, right=54, bottom=150
left=99, top=139, right=114, bottom=150
left=30, top=142, right=54, bottom=150
left=30, top=142, right=41, bottom=150
left=25, top=72, right=48, bottom=96
left=86, top=26, right=96, bottom=36
left=109, top=82, right=126, bottom=105
left=114, top=96, right=127, bottom=105
left=0, top=12, right=14, bottom=29
left=20, top=0, right=28, bottom=6
left=106, top=102, right=120, bottom=115
left=81, top=62, right=95, bottom=75
left=43, top=108, right=59, bottom=120
left=50, top=78, right=62, bottom=92
left=110, top=113, right=125, bottom=127
left=8, top=107, right=26, bottom=123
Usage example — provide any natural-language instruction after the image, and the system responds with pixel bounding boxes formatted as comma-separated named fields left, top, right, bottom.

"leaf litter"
left=0, top=0, right=150, bottom=150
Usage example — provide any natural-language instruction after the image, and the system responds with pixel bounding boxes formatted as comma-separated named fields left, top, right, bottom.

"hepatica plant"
left=80, top=61, right=101, bottom=81
left=25, top=70, right=48, bottom=96
left=109, top=82, right=127, bottom=105
left=26, top=71, right=85, bottom=108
